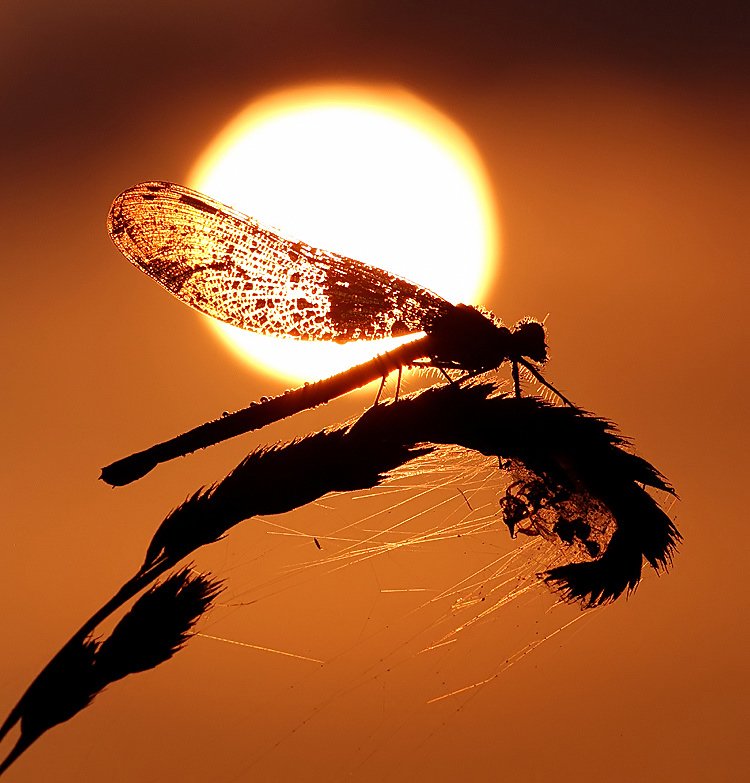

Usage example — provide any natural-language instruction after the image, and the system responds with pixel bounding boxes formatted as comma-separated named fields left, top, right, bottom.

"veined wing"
left=107, top=181, right=454, bottom=342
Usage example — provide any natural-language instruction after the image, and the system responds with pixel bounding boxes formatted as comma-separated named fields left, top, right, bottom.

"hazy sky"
left=1, top=2, right=748, bottom=781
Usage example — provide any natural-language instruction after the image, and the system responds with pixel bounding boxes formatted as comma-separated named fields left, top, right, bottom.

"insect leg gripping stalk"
left=518, top=359, right=576, bottom=408
left=100, top=336, right=433, bottom=486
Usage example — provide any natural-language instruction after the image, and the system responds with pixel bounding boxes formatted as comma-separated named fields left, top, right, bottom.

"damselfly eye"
left=505, top=321, right=546, bottom=365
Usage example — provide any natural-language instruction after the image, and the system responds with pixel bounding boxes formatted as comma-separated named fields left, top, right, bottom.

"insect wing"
left=107, top=182, right=453, bottom=342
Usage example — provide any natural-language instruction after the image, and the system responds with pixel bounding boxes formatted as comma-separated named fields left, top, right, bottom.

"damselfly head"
left=511, top=319, right=548, bottom=364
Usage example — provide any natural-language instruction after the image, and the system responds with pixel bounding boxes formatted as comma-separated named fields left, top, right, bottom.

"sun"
left=189, top=83, right=499, bottom=382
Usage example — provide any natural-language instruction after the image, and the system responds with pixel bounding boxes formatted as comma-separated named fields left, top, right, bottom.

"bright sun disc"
left=189, top=84, right=499, bottom=382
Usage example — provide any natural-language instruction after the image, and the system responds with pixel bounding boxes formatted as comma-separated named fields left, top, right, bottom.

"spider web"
left=189, top=443, right=632, bottom=779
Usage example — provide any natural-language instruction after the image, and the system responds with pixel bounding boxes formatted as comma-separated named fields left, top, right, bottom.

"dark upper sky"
left=2, top=0, right=747, bottom=157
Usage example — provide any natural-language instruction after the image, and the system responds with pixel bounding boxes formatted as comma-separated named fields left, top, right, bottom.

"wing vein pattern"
left=107, top=181, right=454, bottom=342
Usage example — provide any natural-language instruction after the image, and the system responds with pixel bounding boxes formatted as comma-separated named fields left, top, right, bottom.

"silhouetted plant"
left=94, top=568, right=223, bottom=683
left=0, top=569, right=222, bottom=775
left=0, top=382, right=679, bottom=774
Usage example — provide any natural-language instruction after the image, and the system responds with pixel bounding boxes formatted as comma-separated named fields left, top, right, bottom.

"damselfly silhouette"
left=102, top=181, right=571, bottom=486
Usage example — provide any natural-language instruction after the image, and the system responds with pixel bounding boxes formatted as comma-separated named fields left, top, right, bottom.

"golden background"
left=1, top=2, right=747, bottom=781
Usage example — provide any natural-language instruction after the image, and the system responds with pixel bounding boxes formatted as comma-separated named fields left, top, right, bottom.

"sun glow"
left=190, top=84, right=499, bottom=382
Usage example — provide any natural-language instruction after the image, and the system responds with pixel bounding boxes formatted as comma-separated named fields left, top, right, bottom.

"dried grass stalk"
left=1, top=381, right=678, bottom=773
left=145, top=381, right=678, bottom=606
left=94, top=568, right=224, bottom=683
left=0, top=570, right=222, bottom=775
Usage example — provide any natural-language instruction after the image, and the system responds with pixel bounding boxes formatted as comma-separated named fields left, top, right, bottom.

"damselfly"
left=102, top=182, right=571, bottom=486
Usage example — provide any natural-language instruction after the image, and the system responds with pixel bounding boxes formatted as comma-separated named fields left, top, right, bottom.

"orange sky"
left=1, top=2, right=748, bottom=781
